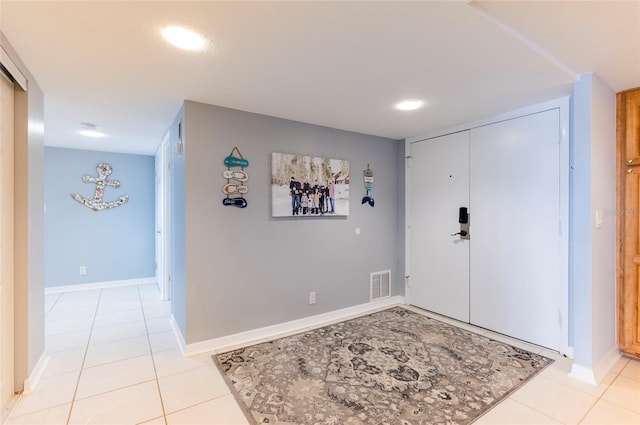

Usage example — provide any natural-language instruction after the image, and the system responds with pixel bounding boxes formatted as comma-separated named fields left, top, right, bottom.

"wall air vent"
left=370, top=270, right=391, bottom=301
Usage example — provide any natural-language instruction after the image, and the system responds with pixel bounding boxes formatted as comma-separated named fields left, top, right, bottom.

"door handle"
left=451, top=230, right=468, bottom=237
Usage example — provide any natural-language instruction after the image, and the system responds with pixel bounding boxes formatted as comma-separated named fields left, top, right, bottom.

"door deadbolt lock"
left=453, top=207, right=470, bottom=240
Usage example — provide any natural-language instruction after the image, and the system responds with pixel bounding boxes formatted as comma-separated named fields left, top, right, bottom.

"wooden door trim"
left=616, top=91, right=625, bottom=349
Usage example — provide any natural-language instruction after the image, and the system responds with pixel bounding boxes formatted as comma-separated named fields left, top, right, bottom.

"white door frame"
left=405, top=97, right=570, bottom=356
left=155, top=140, right=163, bottom=295
left=155, top=131, right=171, bottom=301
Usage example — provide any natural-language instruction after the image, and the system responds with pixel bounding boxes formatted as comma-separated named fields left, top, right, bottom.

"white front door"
left=407, top=108, right=564, bottom=351
left=408, top=131, right=470, bottom=323
left=0, top=71, right=15, bottom=414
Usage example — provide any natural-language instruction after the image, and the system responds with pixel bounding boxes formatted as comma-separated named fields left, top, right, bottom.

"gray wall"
left=1, top=32, right=45, bottom=391
left=176, top=101, right=402, bottom=344
left=571, top=74, right=616, bottom=373
left=44, top=147, right=156, bottom=287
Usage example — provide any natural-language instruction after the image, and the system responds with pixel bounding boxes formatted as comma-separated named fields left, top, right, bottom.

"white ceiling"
left=1, top=1, right=638, bottom=155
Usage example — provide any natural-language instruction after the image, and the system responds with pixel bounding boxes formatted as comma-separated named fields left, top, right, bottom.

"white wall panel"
left=470, top=109, right=562, bottom=350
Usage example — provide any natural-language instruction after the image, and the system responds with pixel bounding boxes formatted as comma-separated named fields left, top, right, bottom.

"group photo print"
left=271, top=152, right=350, bottom=218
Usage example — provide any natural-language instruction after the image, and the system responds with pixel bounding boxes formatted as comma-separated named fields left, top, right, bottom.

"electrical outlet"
left=309, top=291, right=316, bottom=305
left=79, top=266, right=86, bottom=275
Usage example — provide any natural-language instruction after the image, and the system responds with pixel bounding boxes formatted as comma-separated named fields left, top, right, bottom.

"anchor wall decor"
left=71, top=163, right=129, bottom=211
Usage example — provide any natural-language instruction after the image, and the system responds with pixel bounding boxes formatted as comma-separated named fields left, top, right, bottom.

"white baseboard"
left=169, top=314, right=187, bottom=356
left=593, top=347, right=622, bottom=382
left=45, top=277, right=156, bottom=294
left=22, top=352, right=50, bottom=395
left=569, top=346, right=622, bottom=385
left=182, top=296, right=406, bottom=357
left=569, top=363, right=597, bottom=385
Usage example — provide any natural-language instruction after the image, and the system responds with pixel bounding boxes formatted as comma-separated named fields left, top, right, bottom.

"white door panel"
left=470, top=109, right=561, bottom=350
left=409, top=131, right=470, bottom=322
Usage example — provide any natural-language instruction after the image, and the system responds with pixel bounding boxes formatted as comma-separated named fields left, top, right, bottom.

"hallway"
left=5, top=284, right=247, bottom=424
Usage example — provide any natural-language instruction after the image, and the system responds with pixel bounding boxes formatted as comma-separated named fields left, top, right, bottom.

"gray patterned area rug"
left=215, top=307, right=553, bottom=425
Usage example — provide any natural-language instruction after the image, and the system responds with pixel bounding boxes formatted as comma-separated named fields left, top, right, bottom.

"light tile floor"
left=2, top=284, right=638, bottom=424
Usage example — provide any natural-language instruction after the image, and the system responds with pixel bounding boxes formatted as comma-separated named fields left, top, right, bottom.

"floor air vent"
left=370, top=270, right=391, bottom=301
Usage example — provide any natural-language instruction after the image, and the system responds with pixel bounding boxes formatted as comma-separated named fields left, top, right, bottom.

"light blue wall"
left=570, top=74, right=617, bottom=376
left=572, top=77, right=593, bottom=366
left=44, top=147, right=156, bottom=287
left=589, top=76, right=616, bottom=366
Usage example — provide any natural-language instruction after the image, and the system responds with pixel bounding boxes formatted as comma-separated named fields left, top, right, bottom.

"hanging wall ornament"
left=71, top=163, right=129, bottom=211
left=362, top=163, right=374, bottom=207
left=222, top=147, right=249, bottom=208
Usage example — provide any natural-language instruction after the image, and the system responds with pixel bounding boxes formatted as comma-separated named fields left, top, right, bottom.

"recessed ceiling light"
left=394, top=99, right=425, bottom=111
left=161, top=26, right=206, bottom=52
left=78, top=122, right=106, bottom=138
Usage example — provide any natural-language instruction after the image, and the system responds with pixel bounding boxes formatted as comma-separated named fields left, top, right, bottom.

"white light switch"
left=595, top=209, right=603, bottom=229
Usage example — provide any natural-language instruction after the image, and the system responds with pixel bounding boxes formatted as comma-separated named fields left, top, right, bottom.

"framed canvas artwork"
left=271, top=152, right=349, bottom=217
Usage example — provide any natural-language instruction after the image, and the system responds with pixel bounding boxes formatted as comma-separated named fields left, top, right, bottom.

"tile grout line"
left=509, top=362, right=619, bottom=424
left=506, top=398, right=562, bottom=424
left=80, top=353, right=150, bottom=373
left=576, top=359, right=637, bottom=424
left=137, top=285, right=169, bottom=425
left=506, top=374, right=591, bottom=424
left=44, top=293, right=63, bottom=318
left=84, top=332, right=149, bottom=350
left=159, top=392, right=234, bottom=418
left=73, top=379, right=158, bottom=403
left=6, top=292, right=98, bottom=423
left=575, top=367, right=619, bottom=424
left=65, top=289, right=104, bottom=425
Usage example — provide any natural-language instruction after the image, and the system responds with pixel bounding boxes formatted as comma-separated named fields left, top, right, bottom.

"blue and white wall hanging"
left=71, top=163, right=129, bottom=211
left=222, top=147, right=249, bottom=208
left=362, top=163, right=374, bottom=207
